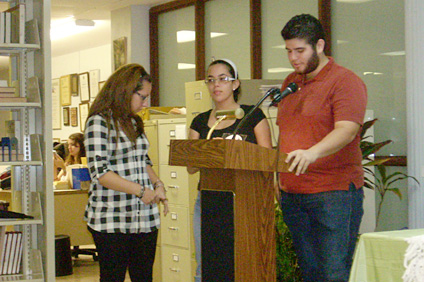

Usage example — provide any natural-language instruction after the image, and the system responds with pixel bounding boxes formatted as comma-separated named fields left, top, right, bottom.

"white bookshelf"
left=0, top=0, right=53, bottom=281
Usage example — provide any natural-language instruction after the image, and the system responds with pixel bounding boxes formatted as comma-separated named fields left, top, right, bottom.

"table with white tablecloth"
left=349, top=228, right=424, bottom=282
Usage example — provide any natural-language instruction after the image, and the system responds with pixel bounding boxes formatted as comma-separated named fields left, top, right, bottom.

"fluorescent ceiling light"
left=380, top=51, right=405, bottom=56
left=177, top=30, right=228, bottom=43
left=177, top=30, right=195, bottom=43
left=272, top=45, right=286, bottom=49
left=211, top=32, right=227, bottom=38
left=51, top=16, right=97, bottom=41
left=363, top=72, right=383, bottom=76
left=268, top=67, right=294, bottom=73
left=178, top=63, right=195, bottom=70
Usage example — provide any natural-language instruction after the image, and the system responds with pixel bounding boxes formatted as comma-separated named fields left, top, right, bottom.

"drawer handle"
left=168, top=185, right=179, bottom=189
left=170, top=267, right=180, bottom=272
left=168, top=226, right=179, bottom=231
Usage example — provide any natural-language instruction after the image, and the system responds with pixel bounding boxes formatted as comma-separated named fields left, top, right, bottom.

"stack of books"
left=0, top=87, right=26, bottom=103
left=0, top=231, right=23, bottom=275
left=0, top=4, right=25, bottom=44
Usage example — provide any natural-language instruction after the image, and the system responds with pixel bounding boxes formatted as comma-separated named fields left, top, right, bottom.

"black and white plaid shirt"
left=84, top=114, right=160, bottom=233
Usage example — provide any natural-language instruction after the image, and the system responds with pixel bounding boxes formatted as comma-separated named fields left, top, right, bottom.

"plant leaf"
left=388, top=188, right=402, bottom=200
left=361, top=119, right=378, bottom=139
left=361, top=140, right=393, bottom=158
left=363, top=158, right=391, bottom=166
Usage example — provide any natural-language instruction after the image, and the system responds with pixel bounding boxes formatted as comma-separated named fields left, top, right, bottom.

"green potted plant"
left=275, top=202, right=302, bottom=281
left=361, top=118, right=419, bottom=228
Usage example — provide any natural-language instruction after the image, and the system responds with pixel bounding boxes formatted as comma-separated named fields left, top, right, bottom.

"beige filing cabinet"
left=145, top=117, right=196, bottom=282
left=144, top=119, right=161, bottom=282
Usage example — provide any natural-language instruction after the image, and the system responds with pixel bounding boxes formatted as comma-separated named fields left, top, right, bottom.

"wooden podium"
left=169, top=139, right=289, bottom=282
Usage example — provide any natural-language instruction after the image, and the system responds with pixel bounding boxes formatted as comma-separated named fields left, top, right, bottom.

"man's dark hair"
left=281, top=14, right=325, bottom=48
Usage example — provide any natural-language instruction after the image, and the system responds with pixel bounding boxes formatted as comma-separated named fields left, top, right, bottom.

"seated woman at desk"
left=54, top=132, right=86, bottom=181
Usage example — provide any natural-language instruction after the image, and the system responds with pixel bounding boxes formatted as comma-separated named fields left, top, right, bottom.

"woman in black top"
left=188, top=59, right=272, bottom=282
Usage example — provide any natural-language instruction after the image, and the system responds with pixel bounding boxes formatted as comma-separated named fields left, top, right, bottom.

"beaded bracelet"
left=153, top=180, right=164, bottom=189
left=137, top=185, right=145, bottom=198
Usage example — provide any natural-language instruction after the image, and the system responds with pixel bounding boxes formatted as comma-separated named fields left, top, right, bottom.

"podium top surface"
left=169, top=139, right=289, bottom=173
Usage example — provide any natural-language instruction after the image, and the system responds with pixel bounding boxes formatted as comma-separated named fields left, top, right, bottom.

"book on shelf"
left=0, top=93, right=17, bottom=98
left=0, top=231, right=12, bottom=274
left=0, top=97, right=27, bottom=103
left=0, top=231, right=23, bottom=275
left=27, top=76, right=40, bottom=102
left=11, top=232, right=22, bottom=274
left=0, top=12, right=4, bottom=44
left=25, top=18, right=39, bottom=45
left=4, top=4, right=25, bottom=44
left=4, top=11, right=10, bottom=44
left=0, top=87, right=16, bottom=94
left=6, top=232, right=17, bottom=275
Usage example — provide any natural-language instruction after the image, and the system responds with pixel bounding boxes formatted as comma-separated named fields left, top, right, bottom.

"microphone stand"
left=206, top=115, right=227, bottom=139
left=231, top=88, right=279, bottom=138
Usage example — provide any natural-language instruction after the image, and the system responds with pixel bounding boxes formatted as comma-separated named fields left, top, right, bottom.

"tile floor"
left=56, top=246, right=131, bottom=282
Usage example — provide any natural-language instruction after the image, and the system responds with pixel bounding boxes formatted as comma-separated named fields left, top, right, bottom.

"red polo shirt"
left=277, top=57, right=367, bottom=193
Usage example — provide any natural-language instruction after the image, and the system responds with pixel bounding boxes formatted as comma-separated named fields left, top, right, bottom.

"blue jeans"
left=280, top=183, right=364, bottom=282
left=193, top=193, right=201, bottom=282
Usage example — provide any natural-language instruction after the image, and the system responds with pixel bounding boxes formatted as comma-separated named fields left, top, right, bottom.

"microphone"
left=215, top=108, right=245, bottom=120
left=206, top=108, right=245, bottom=139
left=270, top=82, right=298, bottom=106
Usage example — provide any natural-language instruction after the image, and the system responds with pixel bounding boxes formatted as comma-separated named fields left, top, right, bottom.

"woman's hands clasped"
left=140, top=181, right=169, bottom=216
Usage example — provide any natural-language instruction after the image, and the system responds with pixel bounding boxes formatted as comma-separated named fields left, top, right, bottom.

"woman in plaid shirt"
left=84, top=63, right=168, bottom=281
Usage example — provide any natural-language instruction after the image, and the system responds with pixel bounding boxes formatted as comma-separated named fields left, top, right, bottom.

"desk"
left=350, top=228, right=424, bottom=282
left=54, top=189, right=93, bottom=246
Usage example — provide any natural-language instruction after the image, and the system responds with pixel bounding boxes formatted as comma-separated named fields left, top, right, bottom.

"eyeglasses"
left=134, top=92, right=149, bottom=101
left=205, top=76, right=236, bottom=85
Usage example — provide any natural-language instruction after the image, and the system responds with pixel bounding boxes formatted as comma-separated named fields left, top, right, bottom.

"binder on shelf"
left=26, top=76, right=41, bottom=102
left=30, top=134, right=42, bottom=162
left=0, top=232, right=13, bottom=274
left=25, top=18, right=39, bottom=45
left=6, top=232, right=17, bottom=274
left=5, top=4, right=25, bottom=44
left=0, top=12, right=5, bottom=44
left=0, top=228, right=5, bottom=267
left=12, top=232, right=22, bottom=274
left=4, top=11, right=10, bottom=44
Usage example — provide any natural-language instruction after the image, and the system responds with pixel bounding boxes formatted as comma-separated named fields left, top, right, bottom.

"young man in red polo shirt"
left=277, top=14, right=367, bottom=282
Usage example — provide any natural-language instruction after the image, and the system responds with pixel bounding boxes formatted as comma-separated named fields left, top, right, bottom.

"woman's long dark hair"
left=86, top=63, right=151, bottom=144
left=65, top=132, right=86, bottom=165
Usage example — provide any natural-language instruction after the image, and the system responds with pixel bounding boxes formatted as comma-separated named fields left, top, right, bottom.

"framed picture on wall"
left=60, top=75, right=72, bottom=106
left=63, top=107, right=70, bottom=126
left=79, top=102, right=90, bottom=132
left=89, top=69, right=100, bottom=99
left=52, top=78, right=61, bottom=130
left=70, top=107, right=78, bottom=127
left=70, top=73, right=79, bottom=96
left=79, top=72, right=90, bottom=102
left=113, top=36, right=127, bottom=71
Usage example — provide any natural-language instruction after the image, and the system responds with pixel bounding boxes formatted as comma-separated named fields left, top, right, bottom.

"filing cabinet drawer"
left=158, top=119, right=186, bottom=165
left=161, top=246, right=192, bottom=282
left=160, top=165, right=189, bottom=207
left=144, top=120, right=159, bottom=166
left=161, top=205, right=190, bottom=248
